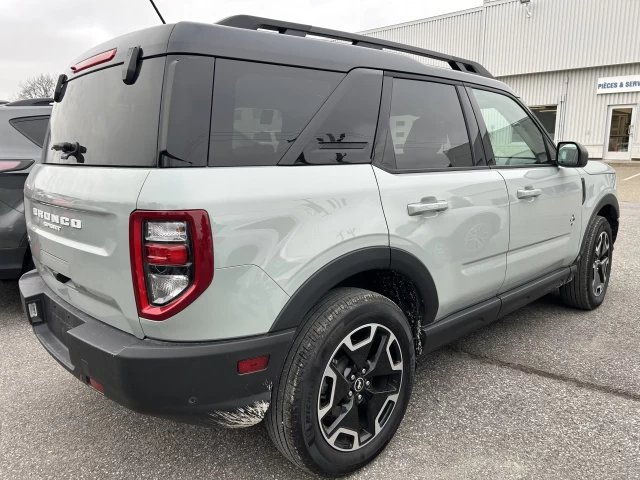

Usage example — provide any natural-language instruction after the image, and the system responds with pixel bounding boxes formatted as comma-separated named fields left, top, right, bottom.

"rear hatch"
left=24, top=25, right=174, bottom=337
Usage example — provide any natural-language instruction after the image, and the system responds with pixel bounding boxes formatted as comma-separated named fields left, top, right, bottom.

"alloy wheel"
left=592, top=231, right=611, bottom=297
left=317, top=323, right=403, bottom=452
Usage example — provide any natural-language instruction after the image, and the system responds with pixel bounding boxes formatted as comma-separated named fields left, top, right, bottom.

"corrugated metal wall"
left=362, top=0, right=640, bottom=77
left=363, top=8, right=484, bottom=69
left=501, top=63, right=640, bottom=158
left=483, top=0, right=640, bottom=76
left=361, top=0, right=640, bottom=159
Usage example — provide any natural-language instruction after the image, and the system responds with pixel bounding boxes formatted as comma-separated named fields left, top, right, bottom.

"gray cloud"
left=0, top=0, right=481, bottom=99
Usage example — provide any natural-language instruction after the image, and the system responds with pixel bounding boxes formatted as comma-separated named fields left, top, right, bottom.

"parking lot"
left=1, top=169, right=639, bottom=479
left=613, top=163, right=640, bottom=203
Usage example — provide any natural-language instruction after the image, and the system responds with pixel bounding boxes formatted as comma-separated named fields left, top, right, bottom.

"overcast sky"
left=0, top=0, right=482, bottom=100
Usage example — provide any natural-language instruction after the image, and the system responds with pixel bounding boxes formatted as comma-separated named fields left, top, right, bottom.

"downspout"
left=481, top=4, right=488, bottom=65
left=557, top=74, right=569, bottom=142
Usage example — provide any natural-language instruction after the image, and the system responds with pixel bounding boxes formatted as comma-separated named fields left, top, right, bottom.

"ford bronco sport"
left=19, top=15, right=619, bottom=476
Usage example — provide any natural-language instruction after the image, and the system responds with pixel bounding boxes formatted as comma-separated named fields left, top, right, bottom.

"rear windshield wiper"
left=52, top=142, right=87, bottom=163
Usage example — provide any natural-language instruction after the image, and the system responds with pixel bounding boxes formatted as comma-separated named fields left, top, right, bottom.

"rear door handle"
left=517, top=188, right=542, bottom=199
left=407, top=200, right=448, bottom=216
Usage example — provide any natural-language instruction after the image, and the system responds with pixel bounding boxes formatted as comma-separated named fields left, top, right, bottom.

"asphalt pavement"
left=1, top=203, right=639, bottom=479
left=611, top=162, right=640, bottom=203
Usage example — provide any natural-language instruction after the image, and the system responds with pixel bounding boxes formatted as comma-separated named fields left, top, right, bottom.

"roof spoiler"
left=216, top=15, right=493, bottom=79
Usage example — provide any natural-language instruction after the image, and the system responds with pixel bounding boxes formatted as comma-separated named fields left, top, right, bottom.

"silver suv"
left=19, top=16, right=619, bottom=476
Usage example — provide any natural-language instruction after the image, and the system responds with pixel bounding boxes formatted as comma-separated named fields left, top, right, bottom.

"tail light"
left=0, top=159, right=33, bottom=173
left=129, top=210, right=213, bottom=321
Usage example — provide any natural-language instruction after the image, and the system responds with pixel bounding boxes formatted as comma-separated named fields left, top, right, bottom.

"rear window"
left=9, top=115, right=49, bottom=147
left=45, top=57, right=165, bottom=166
left=208, top=60, right=343, bottom=167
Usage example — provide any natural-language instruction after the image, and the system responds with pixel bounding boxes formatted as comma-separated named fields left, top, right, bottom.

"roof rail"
left=216, top=15, right=493, bottom=78
left=4, top=98, right=54, bottom=107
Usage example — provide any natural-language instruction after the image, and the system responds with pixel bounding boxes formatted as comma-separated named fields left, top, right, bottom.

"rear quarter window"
left=208, top=60, right=343, bottom=167
left=9, top=115, right=50, bottom=147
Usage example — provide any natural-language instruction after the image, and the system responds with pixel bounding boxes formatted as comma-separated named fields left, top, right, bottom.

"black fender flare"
left=268, top=247, right=439, bottom=332
left=579, top=193, right=619, bottom=255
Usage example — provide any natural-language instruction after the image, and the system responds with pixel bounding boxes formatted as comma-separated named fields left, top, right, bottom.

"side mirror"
left=557, top=141, right=589, bottom=168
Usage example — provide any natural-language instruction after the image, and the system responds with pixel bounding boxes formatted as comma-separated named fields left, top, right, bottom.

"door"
left=373, top=77, right=510, bottom=321
left=469, top=87, right=583, bottom=292
left=604, top=105, right=636, bottom=160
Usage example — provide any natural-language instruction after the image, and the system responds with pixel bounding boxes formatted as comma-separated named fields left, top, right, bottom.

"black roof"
left=63, top=15, right=513, bottom=94
left=217, top=15, right=493, bottom=78
left=166, top=19, right=511, bottom=93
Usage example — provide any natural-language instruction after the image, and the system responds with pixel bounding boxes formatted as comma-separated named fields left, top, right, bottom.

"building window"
left=529, top=105, right=557, bottom=141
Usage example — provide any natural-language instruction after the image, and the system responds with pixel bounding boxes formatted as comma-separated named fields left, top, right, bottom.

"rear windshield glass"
left=208, top=60, right=343, bottom=167
left=10, top=116, right=50, bottom=147
left=45, top=57, right=165, bottom=166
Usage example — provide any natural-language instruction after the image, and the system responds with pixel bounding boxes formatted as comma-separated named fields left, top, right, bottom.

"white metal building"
left=362, top=0, right=640, bottom=160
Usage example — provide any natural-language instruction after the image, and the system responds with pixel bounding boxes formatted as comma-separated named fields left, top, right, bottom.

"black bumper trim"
left=19, top=270, right=294, bottom=425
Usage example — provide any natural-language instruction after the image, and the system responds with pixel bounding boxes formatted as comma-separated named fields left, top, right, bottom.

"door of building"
left=604, top=105, right=636, bottom=160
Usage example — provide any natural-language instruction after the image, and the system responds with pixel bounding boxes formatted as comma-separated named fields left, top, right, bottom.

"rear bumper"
left=19, top=270, right=294, bottom=427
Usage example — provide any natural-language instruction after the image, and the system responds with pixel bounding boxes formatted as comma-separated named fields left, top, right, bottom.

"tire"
left=266, top=288, right=415, bottom=476
left=560, top=216, right=613, bottom=310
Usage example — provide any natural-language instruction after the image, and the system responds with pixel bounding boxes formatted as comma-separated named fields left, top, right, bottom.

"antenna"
left=148, top=0, right=166, bottom=24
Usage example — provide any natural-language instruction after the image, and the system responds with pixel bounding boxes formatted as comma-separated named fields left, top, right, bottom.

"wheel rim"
left=317, top=323, right=403, bottom=452
left=592, top=231, right=611, bottom=297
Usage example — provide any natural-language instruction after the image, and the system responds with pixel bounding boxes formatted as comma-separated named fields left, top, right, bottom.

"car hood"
left=582, top=161, right=616, bottom=175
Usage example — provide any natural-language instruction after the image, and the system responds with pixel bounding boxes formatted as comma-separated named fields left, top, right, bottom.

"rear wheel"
left=560, top=216, right=613, bottom=310
left=266, top=288, right=415, bottom=476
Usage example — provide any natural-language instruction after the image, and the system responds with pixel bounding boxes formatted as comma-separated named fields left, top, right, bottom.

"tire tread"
left=560, top=216, right=612, bottom=310
left=266, top=288, right=407, bottom=475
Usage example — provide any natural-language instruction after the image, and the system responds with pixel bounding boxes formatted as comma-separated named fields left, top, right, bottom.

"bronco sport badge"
left=32, top=207, right=82, bottom=231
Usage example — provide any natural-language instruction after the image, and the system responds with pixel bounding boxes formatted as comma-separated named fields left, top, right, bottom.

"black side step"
left=421, top=266, right=576, bottom=354
left=421, top=298, right=501, bottom=353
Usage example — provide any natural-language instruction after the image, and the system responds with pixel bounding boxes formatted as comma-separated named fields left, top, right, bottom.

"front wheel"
left=266, top=288, right=415, bottom=476
left=560, top=215, right=613, bottom=310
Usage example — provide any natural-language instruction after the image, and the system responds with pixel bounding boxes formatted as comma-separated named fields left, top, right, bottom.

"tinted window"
left=10, top=116, right=49, bottom=147
left=472, top=89, right=549, bottom=166
left=295, top=69, right=381, bottom=165
left=384, top=79, right=473, bottom=170
left=209, top=60, right=343, bottom=167
left=159, top=56, right=215, bottom=167
left=45, top=57, right=165, bottom=166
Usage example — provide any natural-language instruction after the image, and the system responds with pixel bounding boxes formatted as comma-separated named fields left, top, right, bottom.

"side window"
left=209, top=60, right=343, bottom=167
left=384, top=78, right=473, bottom=170
left=9, top=116, right=50, bottom=147
left=160, top=56, right=215, bottom=167
left=471, top=89, right=549, bottom=166
left=295, top=69, right=382, bottom=165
